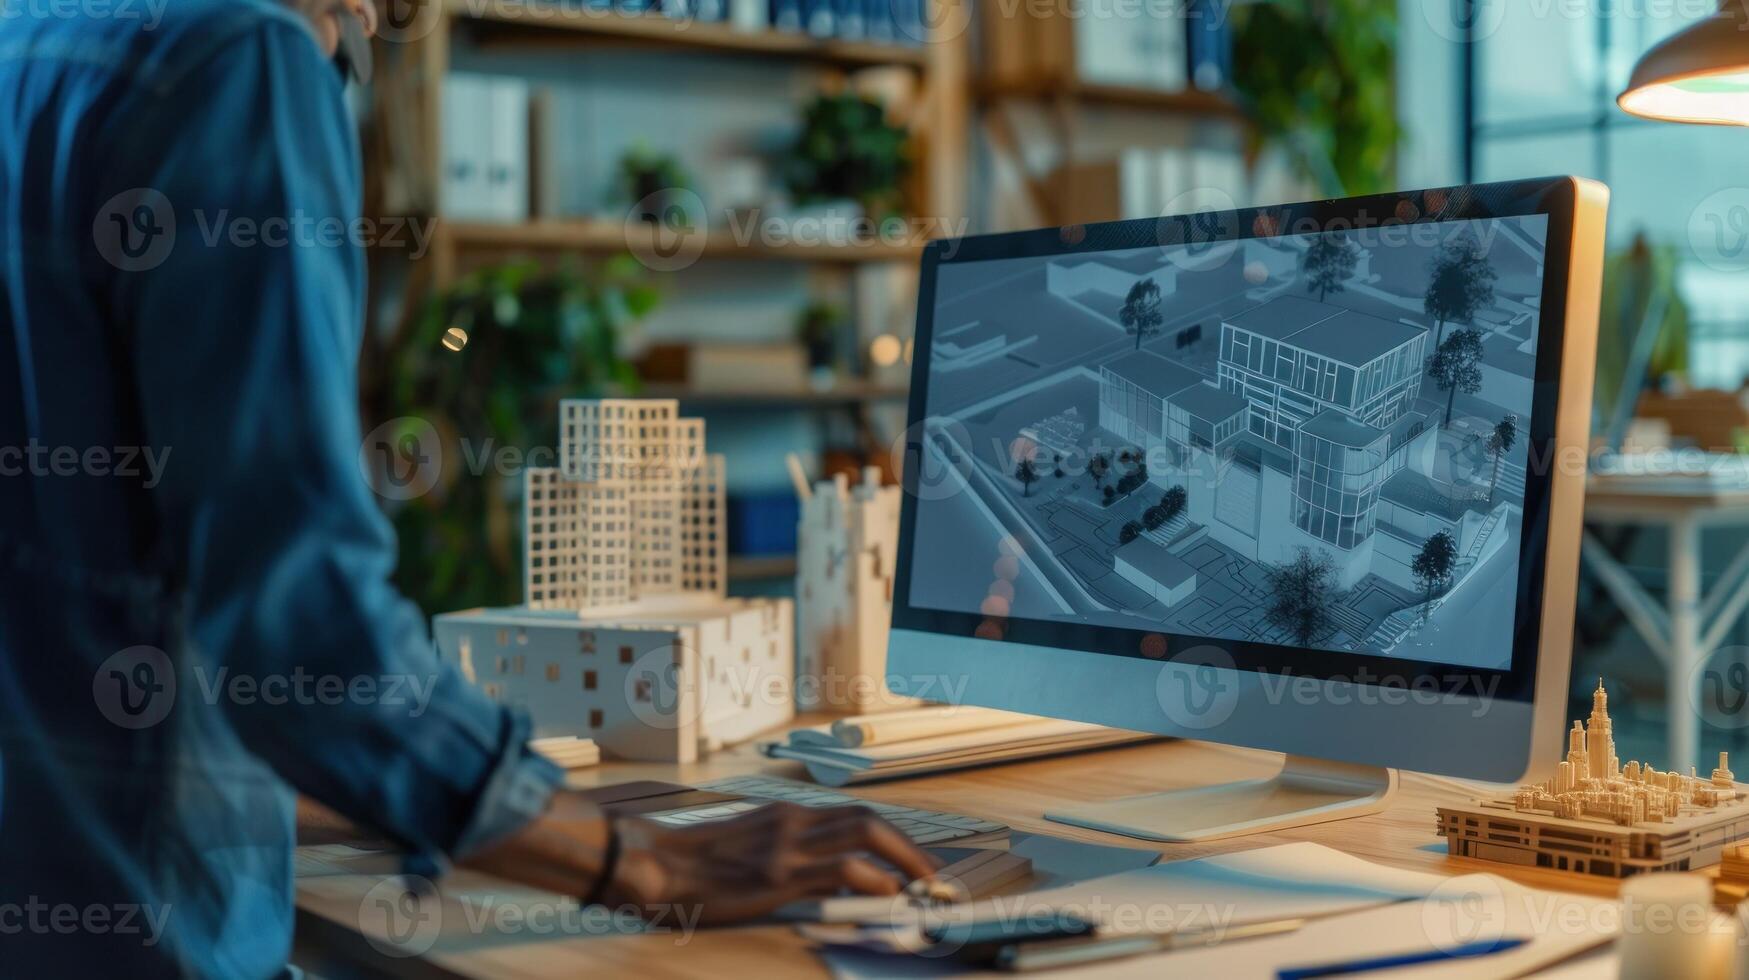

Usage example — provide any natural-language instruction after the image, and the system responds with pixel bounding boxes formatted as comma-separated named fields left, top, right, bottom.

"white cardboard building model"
left=432, top=399, right=793, bottom=763
left=792, top=461, right=917, bottom=713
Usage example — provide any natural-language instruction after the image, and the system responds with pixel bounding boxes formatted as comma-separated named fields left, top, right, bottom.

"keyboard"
left=643, top=774, right=1011, bottom=847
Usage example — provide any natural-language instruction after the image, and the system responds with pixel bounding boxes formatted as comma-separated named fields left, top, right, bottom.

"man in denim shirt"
left=0, top=1, right=935, bottom=974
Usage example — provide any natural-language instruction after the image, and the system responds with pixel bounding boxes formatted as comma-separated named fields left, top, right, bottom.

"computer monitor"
left=888, top=177, right=1608, bottom=841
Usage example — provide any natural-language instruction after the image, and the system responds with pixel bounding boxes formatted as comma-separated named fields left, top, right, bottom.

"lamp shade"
left=1618, top=0, right=1749, bottom=125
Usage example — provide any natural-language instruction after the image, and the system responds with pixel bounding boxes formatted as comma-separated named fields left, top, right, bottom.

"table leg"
left=1669, top=516, right=1702, bottom=773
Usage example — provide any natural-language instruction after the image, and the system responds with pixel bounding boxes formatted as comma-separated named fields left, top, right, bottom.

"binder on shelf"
left=1075, top=0, right=1186, bottom=91
left=1185, top=0, right=1232, bottom=91
left=802, top=0, right=834, bottom=38
left=486, top=78, right=530, bottom=223
left=730, top=0, right=769, bottom=30
left=894, top=0, right=923, bottom=45
left=440, top=74, right=490, bottom=220
left=770, top=0, right=802, bottom=31
left=863, top=0, right=893, bottom=41
left=833, top=0, right=864, bottom=38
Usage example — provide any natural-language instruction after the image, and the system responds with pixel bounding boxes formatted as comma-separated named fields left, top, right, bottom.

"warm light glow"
left=442, top=326, right=470, bottom=351
left=1620, top=69, right=1749, bottom=125
left=869, top=333, right=902, bottom=367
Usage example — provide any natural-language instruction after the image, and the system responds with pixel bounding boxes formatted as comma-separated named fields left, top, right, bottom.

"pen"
left=1275, top=936, right=1528, bottom=979
left=995, top=917, right=1306, bottom=973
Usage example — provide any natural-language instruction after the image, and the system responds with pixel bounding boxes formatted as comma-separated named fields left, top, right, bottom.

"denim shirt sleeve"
left=101, top=17, right=561, bottom=863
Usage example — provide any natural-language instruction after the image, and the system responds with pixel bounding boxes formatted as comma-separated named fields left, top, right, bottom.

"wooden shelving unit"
left=978, top=77, right=1248, bottom=119
left=452, top=0, right=930, bottom=70
left=439, top=218, right=923, bottom=273
left=368, top=2, right=964, bottom=582
left=639, top=380, right=908, bottom=409
left=394, top=2, right=965, bottom=289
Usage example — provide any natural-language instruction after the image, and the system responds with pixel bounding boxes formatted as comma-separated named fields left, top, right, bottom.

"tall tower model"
left=794, top=465, right=915, bottom=712
left=431, top=399, right=793, bottom=765
left=525, top=399, right=725, bottom=613
left=1586, top=678, right=1618, bottom=780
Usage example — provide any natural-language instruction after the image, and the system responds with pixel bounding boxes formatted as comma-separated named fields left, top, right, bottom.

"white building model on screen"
left=432, top=399, right=793, bottom=764
left=792, top=461, right=916, bottom=713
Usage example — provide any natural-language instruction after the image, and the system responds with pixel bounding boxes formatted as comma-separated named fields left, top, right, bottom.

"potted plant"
left=782, top=92, right=910, bottom=224
left=376, top=256, right=658, bottom=616
left=796, top=300, right=848, bottom=373
left=617, top=144, right=694, bottom=223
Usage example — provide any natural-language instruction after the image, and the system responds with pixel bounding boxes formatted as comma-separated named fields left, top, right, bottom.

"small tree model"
left=1428, top=327, right=1485, bottom=428
left=1486, top=413, right=1518, bottom=503
left=1302, top=232, right=1359, bottom=302
left=1119, top=521, right=1142, bottom=544
left=1089, top=453, right=1111, bottom=490
left=1015, top=457, right=1039, bottom=497
left=1425, top=234, right=1497, bottom=351
left=1262, top=549, right=1340, bottom=647
left=1143, top=505, right=1167, bottom=530
left=1412, top=530, right=1459, bottom=617
left=1161, top=485, right=1188, bottom=522
left=1119, top=278, right=1165, bottom=351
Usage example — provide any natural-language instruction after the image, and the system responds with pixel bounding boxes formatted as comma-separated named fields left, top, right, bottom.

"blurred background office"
left=356, top=0, right=1749, bottom=767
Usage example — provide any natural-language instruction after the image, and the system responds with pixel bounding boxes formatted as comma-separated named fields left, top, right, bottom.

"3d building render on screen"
left=910, top=216, right=1548, bottom=670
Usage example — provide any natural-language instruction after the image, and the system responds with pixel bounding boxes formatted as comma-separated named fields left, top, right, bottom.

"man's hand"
left=462, top=790, right=942, bottom=925
left=607, top=801, right=945, bottom=924
left=298, top=0, right=377, bottom=57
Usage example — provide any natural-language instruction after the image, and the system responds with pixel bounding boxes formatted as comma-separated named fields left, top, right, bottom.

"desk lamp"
left=1619, top=0, right=1749, bottom=125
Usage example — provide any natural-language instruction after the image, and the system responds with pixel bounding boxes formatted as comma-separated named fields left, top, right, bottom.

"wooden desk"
left=293, top=734, right=1614, bottom=978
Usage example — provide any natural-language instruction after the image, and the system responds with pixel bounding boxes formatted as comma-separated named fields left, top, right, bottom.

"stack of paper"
left=529, top=736, right=600, bottom=770
left=763, top=706, right=1154, bottom=786
left=817, top=842, right=1621, bottom=979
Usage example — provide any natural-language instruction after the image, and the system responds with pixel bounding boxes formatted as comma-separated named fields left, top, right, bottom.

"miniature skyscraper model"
left=526, top=400, right=724, bottom=613
left=433, top=400, right=793, bottom=763
left=1437, top=681, right=1749, bottom=876
left=793, top=463, right=916, bottom=712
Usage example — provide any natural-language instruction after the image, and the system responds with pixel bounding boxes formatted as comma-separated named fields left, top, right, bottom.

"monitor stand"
left=1043, top=754, right=1398, bottom=843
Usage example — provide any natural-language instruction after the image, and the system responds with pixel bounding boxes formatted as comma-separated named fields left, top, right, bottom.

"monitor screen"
left=906, top=213, right=1551, bottom=673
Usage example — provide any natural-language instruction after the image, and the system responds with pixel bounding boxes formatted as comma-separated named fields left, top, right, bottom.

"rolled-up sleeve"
left=103, top=17, right=559, bottom=862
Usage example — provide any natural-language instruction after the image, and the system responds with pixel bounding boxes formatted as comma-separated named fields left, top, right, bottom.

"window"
left=1464, top=0, right=1749, bottom=377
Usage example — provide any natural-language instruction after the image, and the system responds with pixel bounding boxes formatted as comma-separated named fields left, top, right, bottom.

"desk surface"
left=293, top=731, right=1617, bottom=979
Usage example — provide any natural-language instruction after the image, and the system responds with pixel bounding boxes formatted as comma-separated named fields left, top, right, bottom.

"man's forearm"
left=457, top=790, right=613, bottom=899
